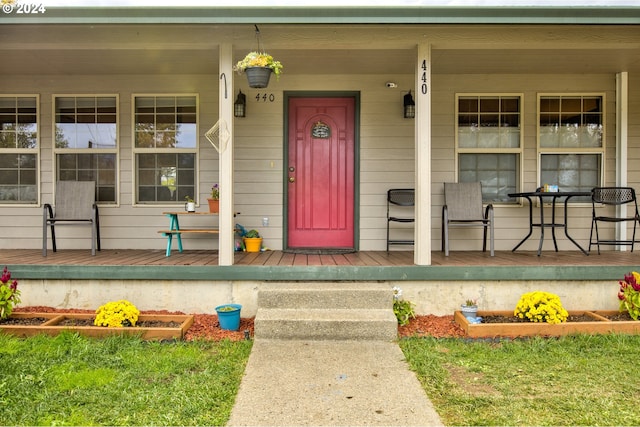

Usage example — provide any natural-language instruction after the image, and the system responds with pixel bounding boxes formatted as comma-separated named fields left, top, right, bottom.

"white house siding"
left=1, top=65, right=638, bottom=254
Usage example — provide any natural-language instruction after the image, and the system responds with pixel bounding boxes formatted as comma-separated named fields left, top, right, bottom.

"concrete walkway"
left=227, top=339, right=443, bottom=426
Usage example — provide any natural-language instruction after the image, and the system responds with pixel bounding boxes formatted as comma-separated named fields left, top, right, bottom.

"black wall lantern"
left=404, top=90, right=415, bottom=119
left=234, top=90, right=246, bottom=118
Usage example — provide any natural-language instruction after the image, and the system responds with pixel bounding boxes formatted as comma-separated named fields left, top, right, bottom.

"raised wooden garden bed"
left=455, top=310, right=640, bottom=338
left=0, top=312, right=194, bottom=340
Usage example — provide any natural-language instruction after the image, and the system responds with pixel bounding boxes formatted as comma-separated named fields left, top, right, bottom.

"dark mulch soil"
left=601, top=312, right=634, bottom=321
left=481, top=314, right=598, bottom=323
left=0, top=317, right=50, bottom=325
left=57, top=318, right=94, bottom=326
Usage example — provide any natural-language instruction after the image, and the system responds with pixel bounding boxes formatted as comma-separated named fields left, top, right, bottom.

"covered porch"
left=1, top=5, right=639, bottom=266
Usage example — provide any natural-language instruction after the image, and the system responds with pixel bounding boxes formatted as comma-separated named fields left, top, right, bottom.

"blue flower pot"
left=461, top=305, right=478, bottom=320
left=215, top=304, right=242, bottom=331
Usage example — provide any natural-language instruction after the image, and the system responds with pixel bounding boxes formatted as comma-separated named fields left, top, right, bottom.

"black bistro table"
left=508, top=190, right=591, bottom=256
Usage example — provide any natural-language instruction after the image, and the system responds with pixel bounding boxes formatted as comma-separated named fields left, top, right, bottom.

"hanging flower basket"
left=234, top=51, right=283, bottom=89
left=244, top=67, right=272, bottom=88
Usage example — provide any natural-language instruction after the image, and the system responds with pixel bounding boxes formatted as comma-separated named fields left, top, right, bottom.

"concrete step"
left=254, top=308, right=398, bottom=341
left=254, top=282, right=398, bottom=341
left=258, top=282, right=392, bottom=310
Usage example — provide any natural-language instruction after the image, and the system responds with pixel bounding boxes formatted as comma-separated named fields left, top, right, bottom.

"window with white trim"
left=456, top=94, right=523, bottom=203
left=538, top=94, right=604, bottom=199
left=0, top=95, right=38, bottom=204
left=133, top=95, right=197, bottom=204
left=54, top=95, right=118, bottom=203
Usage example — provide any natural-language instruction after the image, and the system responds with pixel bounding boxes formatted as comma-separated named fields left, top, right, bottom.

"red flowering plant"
left=0, top=266, right=21, bottom=320
left=618, top=271, right=640, bottom=320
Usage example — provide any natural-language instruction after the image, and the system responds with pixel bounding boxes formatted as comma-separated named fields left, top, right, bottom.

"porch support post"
left=219, top=43, right=235, bottom=265
left=616, top=71, right=629, bottom=249
left=414, top=42, right=432, bottom=265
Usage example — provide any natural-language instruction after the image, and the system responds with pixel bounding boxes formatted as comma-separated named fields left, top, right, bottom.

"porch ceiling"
left=1, top=24, right=639, bottom=76
left=3, top=47, right=640, bottom=76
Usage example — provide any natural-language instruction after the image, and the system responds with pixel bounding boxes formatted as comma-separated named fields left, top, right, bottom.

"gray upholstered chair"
left=442, top=182, right=494, bottom=256
left=43, top=181, right=100, bottom=256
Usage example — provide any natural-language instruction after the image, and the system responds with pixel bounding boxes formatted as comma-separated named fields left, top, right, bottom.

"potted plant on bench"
left=184, top=195, right=196, bottom=213
left=208, top=184, right=219, bottom=213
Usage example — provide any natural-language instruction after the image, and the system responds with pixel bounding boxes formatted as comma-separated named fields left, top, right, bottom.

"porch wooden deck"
left=1, top=248, right=638, bottom=267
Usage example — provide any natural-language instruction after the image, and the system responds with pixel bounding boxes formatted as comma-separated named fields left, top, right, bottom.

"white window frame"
left=52, top=94, right=119, bottom=205
left=0, top=94, right=39, bottom=206
left=455, top=93, right=524, bottom=204
left=131, top=94, right=199, bottom=206
left=537, top=93, right=605, bottom=199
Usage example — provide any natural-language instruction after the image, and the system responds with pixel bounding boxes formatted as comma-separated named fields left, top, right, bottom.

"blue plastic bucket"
left=215, top=304, right=242, bottom=331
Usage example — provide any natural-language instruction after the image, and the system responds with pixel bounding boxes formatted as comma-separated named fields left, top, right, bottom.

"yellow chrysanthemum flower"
left=94, top=300, right=140, bottom=328
left=514, top=291, right=568, bottom=324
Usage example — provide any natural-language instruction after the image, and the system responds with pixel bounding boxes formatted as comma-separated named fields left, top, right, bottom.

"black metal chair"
left=589, top=187, right=640, bottom=254
left=442, top=182, right=494, bottom=256
left=386, top=189, right=415, bottom=251
left=43, top=181, right=101, bottom=256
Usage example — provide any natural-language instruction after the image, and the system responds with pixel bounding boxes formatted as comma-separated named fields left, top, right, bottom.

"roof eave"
left=1, top=6, right=639, bottom=25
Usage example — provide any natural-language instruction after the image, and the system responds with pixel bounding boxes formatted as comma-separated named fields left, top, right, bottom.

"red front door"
left=287, top=97, right=355, bottom=249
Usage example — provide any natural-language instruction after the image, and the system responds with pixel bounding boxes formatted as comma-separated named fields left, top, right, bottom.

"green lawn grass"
left=400, top=334, right=640, bottom=426
left=5, top=330, right=640, bottom=426
left=0, top=332, right=252, bottom=426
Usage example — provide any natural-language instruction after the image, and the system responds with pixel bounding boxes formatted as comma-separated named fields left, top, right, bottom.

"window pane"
left=561, top=97, right=582, bottom=112
left=94, top=123, right=117, bottom=148
left=0, top=153, right=37, bottom=203
left=97, top=97, right=116, bottom=114
left=134, top=95, right=196, bottom=149
left=17, top=123, right=37, bottom=149
left=76, top=97, right=96, bottom=114
left=540, top=114, right=559, bottom=127
left=479, top=97, right=499, bottom=112
left=135, top=153, right=195, bottom=204
left=56, top=153, right=117, bottom=203
left=134, top=96, right=197, bottom=204
left=501, top=97, right=520, bottom=113
left=177, top=96, right=196, bottom=114
left=0, top=132, right=16, bottom=148
left=539, top=95, right=603, bottom=149
left=457, top=95, right=522, bottom=202
left=176, top=123, right=197, bottom=148
left=459, top=153, right=518, bottom=203
left=583, top=97, right=601, bottom=113
left=479, top=114, right=499, bottom=127
left=458, top=97, right=478, bottom=113
left=0, top=97, right=38, bottom=204
left=458, top=124, right=477, bottom=148
left=540, top=153, right=600, bottom=195
left=0, top=96, right=38, bottom=150
left=55, top=96, right=117, bottom=149
left=54, top=96, right=118, bottom=203
left=56, top=97, right=76, bottom=114
left=540, top=97, right=560, bottom=112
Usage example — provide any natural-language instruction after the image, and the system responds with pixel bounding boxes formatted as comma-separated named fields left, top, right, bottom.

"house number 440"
left=255, top=93, right=275, bottom=102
